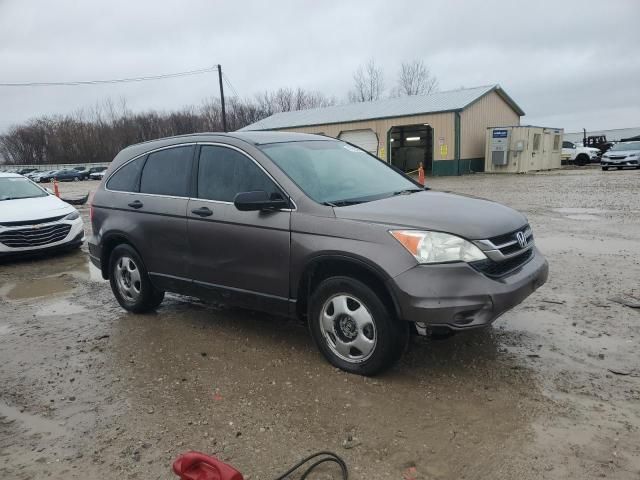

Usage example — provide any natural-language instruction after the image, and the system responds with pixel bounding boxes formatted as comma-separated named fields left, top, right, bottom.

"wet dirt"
left=1, top=171, right=639, bottom=479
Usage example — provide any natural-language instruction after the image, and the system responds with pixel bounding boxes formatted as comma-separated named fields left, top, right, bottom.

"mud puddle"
left=1, top=275, right=74, bottom=300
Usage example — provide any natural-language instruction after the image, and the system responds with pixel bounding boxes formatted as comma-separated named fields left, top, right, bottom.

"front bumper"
left=0, top=218, right=85, bottom=257
left=601, top=159, right=638, bottom=167
left=389, top=247, right=548, bottom=330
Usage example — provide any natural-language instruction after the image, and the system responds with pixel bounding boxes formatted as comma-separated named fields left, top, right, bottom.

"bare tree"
left=393, top=60, right=439, bottom=97
left=348, top=59, right=385, bottom=103
left=0, top=87, right=337, bottom=165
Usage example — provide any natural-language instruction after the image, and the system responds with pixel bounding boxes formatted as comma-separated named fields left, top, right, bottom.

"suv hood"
left=0, top=195, right=73, bottom=223
left=334, top=191, right=527, bottom=240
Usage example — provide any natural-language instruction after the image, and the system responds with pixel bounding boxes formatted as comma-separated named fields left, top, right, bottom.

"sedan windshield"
left=610, top=142, right=640, bottom=151
left=0, top=177, right=48, bottom=201
left=260, top=140, right=420, bottom=205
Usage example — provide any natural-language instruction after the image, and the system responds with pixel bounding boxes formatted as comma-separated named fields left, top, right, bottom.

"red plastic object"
left=173, top=451, right=244, bottom=480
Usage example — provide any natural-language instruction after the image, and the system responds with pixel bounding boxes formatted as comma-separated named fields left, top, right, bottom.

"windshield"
left=0, top=177, right=48, bottom=201
left=260, top=140, right=419, bottom=204
left=610, top=142, right=640, bottom=151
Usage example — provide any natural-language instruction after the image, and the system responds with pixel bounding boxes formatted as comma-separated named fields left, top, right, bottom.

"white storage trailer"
left=485, top=126, right=563, bottom=173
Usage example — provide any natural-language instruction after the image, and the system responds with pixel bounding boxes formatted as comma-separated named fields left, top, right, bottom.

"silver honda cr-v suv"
left=89, top=132, right=548, bottom=375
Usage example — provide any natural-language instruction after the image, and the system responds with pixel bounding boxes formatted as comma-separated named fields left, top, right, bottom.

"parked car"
left=89, top=169, right=107, bottom=180
left=562, top=141, right=600, bottom=165
left=0, top=172, right=84, bottom=258
left=16, top=168, right=38, bottom=176
left=32, top=170, right=59, bottom=183
left=86, top=166, right=107, bottom=179
left=25, top=170, right=42, bottom=180
left=54, top=169, right=83, bottom=182
left=601, top=141, right=640, bottom=171
left=89, top=132, right=548, bottom=375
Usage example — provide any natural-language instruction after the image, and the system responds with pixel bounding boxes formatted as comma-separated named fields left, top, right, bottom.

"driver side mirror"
left=233, top=190, right=289, bottom=212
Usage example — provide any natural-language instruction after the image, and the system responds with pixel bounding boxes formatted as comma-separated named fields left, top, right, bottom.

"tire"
left=575, top=154, right=589, bottom=166
left=617, top=166, right=623, bottom=170
left=109, top=244, right=164, bottom=313
left=73, top=177, right=79, bottom=182
left=602, top=166, right=608, bottom=171
left=308, top=276, right=409, bottom=376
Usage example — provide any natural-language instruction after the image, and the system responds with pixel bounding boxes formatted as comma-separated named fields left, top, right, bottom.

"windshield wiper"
left=322, top=199, right=365, bottom=207
left=392, top=188, right=423, bottom=196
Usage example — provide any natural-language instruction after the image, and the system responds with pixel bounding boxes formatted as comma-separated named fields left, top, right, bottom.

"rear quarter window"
left=106, top=156, right=146, bottom=192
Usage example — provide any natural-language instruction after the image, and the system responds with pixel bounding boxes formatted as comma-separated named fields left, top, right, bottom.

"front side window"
left=260, top=140, right=418, bottom=205
left=106, top=156, right=146, bottom=192
left=197, top=146, right=281, bottom=202
left=140, top=146, right=194, bottom=197
left=562, top=141, right=574, bottom=149
left=0, top=177, right=47, bottom=201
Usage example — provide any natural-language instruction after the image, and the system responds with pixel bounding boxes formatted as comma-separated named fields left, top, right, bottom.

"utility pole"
left=217, top=64, right=227, bottom=132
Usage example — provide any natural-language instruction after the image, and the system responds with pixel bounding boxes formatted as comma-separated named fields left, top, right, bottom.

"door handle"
left=191, top=206, right=213, bottom=217
left=128, top=200, right=143, bottom=209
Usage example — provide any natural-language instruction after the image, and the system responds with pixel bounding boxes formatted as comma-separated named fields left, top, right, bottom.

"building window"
left=533, top=134, right=541, bottom=151
left=553, top=135, right=560, bottom=151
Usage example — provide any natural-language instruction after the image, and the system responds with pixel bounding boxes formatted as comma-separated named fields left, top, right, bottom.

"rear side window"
left=106, top=156, right=145, bottom=192
left=140, top=146, right=194, bottom=197
left=197, top=146, right=281, bottom=202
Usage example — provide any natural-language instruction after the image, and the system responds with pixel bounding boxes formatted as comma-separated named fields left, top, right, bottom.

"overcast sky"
left=1, top=0, right=639, bottom=134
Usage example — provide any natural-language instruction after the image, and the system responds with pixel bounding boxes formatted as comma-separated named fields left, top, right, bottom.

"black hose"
left=274, top=451, right=348, bottom=480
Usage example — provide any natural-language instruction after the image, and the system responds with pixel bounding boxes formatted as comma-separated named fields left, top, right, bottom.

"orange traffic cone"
left=418, top=163, right=425, bottom=186
left=53, top=178, right=60, bottom=197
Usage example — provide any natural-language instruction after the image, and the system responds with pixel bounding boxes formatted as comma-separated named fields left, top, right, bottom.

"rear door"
left=187, top=144, right=291, bottom=314
left=136, top=145, right=195, bottom=288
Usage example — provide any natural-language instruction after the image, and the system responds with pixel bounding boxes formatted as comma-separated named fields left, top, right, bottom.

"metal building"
left=240, top=84, right=525, bottom=176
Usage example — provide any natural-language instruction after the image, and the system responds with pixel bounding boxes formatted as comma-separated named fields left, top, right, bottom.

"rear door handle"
left=191, top=206, right=213, bottom=217
left=128, top=200, right=143, bottom=209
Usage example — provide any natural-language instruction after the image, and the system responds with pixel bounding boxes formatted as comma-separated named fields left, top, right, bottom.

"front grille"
left=488, top=225, right=533, bottom=256
left=608, top=156, right=626, bottom=160
left=0, top=223, right=71, bottom=248
left=471, top=248, right=533, bottom=278
left=0, top=214, right=67, bottom=227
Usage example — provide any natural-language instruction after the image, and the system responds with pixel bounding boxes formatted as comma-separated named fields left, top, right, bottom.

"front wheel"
left=602, top=166, right=609, bottom=171
left=109, top=244, right=164, bottom=313
left=308, top=276, right=409, bottom=376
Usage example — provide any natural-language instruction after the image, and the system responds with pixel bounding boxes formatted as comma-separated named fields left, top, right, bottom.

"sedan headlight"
left=628, top=153, right=639, bottom=158
left=390, top=230, right=486, bottom=264
left=64, top=210, right=80, bottom=221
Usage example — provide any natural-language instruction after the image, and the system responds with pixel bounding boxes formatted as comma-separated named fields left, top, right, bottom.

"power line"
left=0, top=66, right=218, bottom=87
left=222, top=72, right=240, bottom=99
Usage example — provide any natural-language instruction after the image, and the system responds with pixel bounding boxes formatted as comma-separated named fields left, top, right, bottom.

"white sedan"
left=0, top=172, right=85, bottom=258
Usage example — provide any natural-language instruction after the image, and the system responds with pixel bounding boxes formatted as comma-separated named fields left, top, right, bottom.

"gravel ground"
left=1, top=168, right=639, bottom=479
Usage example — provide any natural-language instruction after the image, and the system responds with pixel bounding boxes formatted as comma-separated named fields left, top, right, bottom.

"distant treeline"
left=0, top=88, right=335, bottom=165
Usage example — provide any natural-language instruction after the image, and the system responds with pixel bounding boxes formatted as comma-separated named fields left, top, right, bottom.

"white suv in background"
left=562, top=141, right=600, bottom=165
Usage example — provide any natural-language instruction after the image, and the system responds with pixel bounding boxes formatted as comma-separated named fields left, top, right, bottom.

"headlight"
left=628, top=153, right=638, bottom=158
left=390, top=230, right=486, bottom=264
left=64, top=210, right=80, bottom=221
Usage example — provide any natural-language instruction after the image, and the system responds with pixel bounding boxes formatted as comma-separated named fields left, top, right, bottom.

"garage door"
left=338, top=129, right=378, bottom=155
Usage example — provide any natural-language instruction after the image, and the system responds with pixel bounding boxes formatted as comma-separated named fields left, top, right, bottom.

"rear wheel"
left=109, top=244, right=164, bottom=313
left=308, top=276, right=409, bottom=376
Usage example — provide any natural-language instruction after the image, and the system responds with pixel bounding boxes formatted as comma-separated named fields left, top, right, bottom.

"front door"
left=187, top=144, right=291, bottom=314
